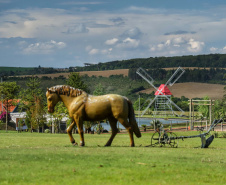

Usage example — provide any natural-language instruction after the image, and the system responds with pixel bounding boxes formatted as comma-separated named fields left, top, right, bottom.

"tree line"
left=75, top=54, right=226, bottom=71
left=1, top=53, right=226, bottom=77
left=129, top=68, right=226, bottom=84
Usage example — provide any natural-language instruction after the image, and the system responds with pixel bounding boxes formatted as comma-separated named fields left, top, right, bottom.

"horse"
left=46, top=85, right=141, bottom=147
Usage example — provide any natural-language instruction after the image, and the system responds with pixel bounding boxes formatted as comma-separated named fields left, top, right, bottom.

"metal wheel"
left=159, top=132, right=168, bottom=147
left=151, top=132, right=161, bottom=147
left=167, top=132, right=178, bottom=148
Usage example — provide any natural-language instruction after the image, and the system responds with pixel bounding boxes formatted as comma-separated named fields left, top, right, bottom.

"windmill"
left=136, top=67, right=185, bottom=117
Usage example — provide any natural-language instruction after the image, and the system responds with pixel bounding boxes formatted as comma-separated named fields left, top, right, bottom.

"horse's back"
left=84, top=94, right=128, bottom=121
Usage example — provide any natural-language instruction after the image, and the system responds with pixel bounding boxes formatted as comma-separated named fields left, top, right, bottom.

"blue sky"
left=0, top=0, right=226, bottom=68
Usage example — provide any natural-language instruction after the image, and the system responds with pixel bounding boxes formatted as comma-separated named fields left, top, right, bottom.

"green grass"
left=0, top=131, right=225, bottom=185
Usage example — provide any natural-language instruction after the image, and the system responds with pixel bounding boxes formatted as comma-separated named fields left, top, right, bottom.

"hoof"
left=72, top=141, right=78, bottom=146
left=79, top=143, right=85, bottom=147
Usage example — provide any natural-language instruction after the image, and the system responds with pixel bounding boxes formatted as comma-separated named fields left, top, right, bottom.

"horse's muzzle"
left=48, top=107, right=54, bottom=113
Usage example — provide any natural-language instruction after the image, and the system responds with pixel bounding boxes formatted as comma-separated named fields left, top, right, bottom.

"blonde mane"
left=48, top=85, right=85, bottom=97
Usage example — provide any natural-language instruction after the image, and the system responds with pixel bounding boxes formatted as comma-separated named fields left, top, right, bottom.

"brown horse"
left=46, top=85, right=141, bottom=147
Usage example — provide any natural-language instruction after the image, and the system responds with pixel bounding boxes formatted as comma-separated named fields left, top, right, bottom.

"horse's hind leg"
left=105, top=117, right=118, bottom=147
left=67, top=121, right=78, bottom=146
left=118, top=118, right=134, bottom=147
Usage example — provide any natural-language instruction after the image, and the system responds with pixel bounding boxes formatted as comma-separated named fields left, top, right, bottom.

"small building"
left=0, top=100, right=27, bottom=131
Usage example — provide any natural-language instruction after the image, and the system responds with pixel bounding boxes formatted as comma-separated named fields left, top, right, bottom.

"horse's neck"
left=59, top=92, right=87, bottom=110
left=59, top=95, right=74, bottom=110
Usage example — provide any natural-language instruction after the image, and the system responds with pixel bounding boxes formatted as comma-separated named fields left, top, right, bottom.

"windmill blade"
left=140, top=96, right=157, bottom=116
left=165, top=67, right=185, bottom=87
left=163, top=95, right=184, bottom=114
left=136, top=67, right=157, bottom=89
left=140, top=98, right=152, bottom=110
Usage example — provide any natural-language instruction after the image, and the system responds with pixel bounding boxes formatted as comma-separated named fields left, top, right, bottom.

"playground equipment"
left=148, top=118, right=223, bottom=148
left=136, top=67, right=185, bottom=117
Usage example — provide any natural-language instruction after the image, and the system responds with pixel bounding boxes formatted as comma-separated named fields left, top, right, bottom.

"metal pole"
left=209, top=99, right=212, bottom=126
left=1, top=77, right=3, bottom=113
left=138, top=94, right=140, bottom=127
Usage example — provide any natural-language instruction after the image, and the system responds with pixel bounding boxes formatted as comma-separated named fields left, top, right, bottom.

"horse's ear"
left=47, top=88, right=51, bottom=93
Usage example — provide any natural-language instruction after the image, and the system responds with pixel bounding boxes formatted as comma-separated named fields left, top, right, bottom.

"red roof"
left=0, top=99, right=20, bottom=113
left=155, top=84, right=172, bottom=95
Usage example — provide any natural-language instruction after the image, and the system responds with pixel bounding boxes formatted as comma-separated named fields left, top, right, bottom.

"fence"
left=165, top=120, right=226, bottom=132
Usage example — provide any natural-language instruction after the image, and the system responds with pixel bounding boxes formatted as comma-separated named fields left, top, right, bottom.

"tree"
left=198, top=96, right=210, bottom=119
left=93, top=83, right=105, bottom=95
left=50, top=102, right=68, bottom=133
left=0, top=82, right=20, bottom=131
left=66, top=72, right=89, bottom=92
left=19, top=77, right=44, bottom=132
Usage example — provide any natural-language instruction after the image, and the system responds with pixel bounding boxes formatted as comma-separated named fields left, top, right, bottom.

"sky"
left=0, top=0, right=226, bottom=68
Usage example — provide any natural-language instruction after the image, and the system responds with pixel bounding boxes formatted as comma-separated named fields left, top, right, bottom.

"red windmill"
left=136, top=67, right=185, bottom=117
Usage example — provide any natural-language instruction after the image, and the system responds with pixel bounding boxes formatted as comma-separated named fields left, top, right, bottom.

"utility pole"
left=1, top=77, right=3, bottom=113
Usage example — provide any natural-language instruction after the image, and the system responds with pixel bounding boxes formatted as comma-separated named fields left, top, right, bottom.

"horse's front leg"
left=74, top=114, right=85, bottom=147
left=67, top=120, right=78, bottom=146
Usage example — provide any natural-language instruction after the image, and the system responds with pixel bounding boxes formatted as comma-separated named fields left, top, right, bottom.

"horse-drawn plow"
left=147, top=118, right=224, bottom=148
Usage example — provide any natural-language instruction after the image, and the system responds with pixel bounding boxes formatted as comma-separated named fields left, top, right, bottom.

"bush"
left=0, top=112, right=11, bottom=123
left=44, top=129, right=50, bottom=133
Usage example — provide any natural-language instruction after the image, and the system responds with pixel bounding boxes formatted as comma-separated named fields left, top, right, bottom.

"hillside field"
left=18, top=69, right=225, bottom=100
left=140, top=82, right=225, bottom=100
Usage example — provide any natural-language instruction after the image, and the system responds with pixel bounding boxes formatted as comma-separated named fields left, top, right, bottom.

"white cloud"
left=221, top=46, right=226, bottom=54
left=89, top=48, right=99, bottom=55
left=117, top=37, right=140, bottom=48
left=149, top=37, right=205, bottom=55
left=209, top=47, right=218, bottom=53
left=187, top=38, right=204, bottom=52
left=121, top=27, right=142, bottom=39
left=65, top=24, right=89, bottom=34
left=105, top=38, right=118, bottom=45
left=23, top=40, right=66, bottom=54
left=1, top=5, right=226, bottom=66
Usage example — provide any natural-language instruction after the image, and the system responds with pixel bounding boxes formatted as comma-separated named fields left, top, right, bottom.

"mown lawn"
left=0, top=131, right=225, bottom=185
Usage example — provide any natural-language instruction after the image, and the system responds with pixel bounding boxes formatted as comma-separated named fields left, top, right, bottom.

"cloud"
left=87, top=45, right=113, bottom=55
left=59, top=2, right=105, bottom=5
left=109, top=17, right=125, bottom=26
left=117, top=37, right=140, bottom=49
left=65, top=23, right=89, bottom=34
left=121, top=27, right=142, bottom=39
left=164, top=30, right=196, bottom=35
left=209, top=47, right=218, bottom=53
left=89, top=48, right=99, bottom=55
left=209, top=46, right=226, bottom=54
left=150, top=37, right=205, bottom=55
left=1, top=5, right=226, bottom=67
left=187, top=39, right=204, bottom=52
left=105, top=38, right=118, bottom=45
left=23, top=40, right=66, bottom=54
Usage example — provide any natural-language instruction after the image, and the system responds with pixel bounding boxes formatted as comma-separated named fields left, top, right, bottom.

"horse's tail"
left=127, top=99, right=141, bottom=138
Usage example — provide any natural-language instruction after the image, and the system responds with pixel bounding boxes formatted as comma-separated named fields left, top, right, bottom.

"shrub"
left=0, top=112, right=11, bottom=123
left=44, top=129, right=50, bottom=133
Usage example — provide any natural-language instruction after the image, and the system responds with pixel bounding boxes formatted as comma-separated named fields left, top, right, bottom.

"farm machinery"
left=148, top=118, right=224, bottom=148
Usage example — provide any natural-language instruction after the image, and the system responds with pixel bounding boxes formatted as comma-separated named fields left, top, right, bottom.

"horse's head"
left=46, top=88, right=60, bottom=113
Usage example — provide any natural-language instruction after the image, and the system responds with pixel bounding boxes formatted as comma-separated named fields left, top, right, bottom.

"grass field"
left=0, top=131, right=225, bottom=185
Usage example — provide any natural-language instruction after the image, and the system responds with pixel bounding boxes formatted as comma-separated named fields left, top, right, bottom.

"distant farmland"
left=140, top=82, right=225, bottom=100
left=19, top=69, right=129, bottom=78
left=18, top=69, right=225, bottom=100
